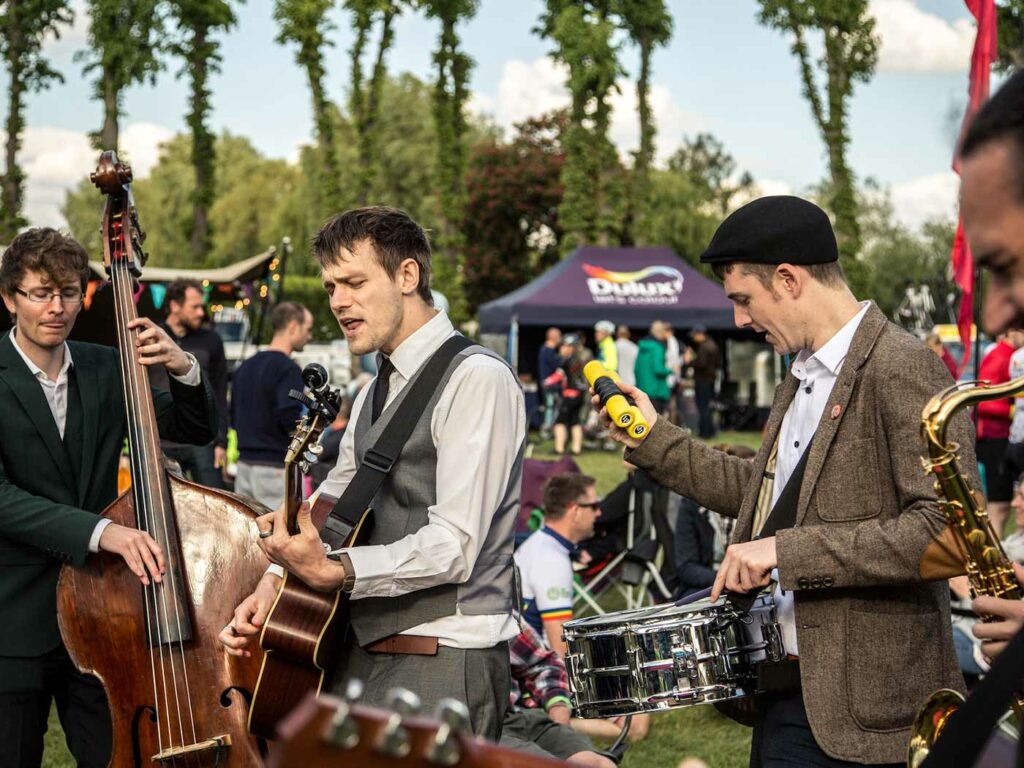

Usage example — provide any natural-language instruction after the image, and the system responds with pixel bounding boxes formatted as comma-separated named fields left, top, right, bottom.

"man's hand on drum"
left=218, top=571, right=281, bottom=657
left=711, top=537, right=777, bottom=601
left=972, top=562, right=1024, bottom=660
left=591, top=382, right=658, bottom=450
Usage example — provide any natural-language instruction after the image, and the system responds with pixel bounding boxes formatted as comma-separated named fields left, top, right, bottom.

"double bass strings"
left=111, top=244, right=201, bottom=762
left=109, top=256, right=168, bottom=754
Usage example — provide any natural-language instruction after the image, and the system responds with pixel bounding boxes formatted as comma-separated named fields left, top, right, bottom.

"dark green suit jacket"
left=0, top=332, right=217, bottom=657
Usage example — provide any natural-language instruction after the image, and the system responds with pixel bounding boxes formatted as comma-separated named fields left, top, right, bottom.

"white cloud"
left=44, top=0, right=89, bottom=52
left=890, top=171, right=959, bottom=229
left=482, top=56, right=703, bottom=164
left=9, top=122, right=175, bottom=227
left=871, top=0, right=975, bottom=73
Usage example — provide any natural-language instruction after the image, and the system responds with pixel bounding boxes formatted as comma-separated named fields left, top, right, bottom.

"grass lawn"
left=45, top=429, right=762, bottom=767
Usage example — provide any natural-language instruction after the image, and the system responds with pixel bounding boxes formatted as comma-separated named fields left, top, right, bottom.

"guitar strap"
left=320, top=334, right=474, bottom=551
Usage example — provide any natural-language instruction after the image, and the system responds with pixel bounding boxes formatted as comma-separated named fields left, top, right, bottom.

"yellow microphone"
left=584, top=361, right=650, bottom=441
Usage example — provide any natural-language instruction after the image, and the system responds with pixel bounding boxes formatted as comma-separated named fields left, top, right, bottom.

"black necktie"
left=372, top=357, right=394, bottom=423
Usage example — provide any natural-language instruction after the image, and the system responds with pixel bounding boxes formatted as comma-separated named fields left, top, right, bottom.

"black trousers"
left=0, top=645, right=112, bottom=768
left=695, top=378, right=716, bottom=438
left=750, top=691, right=901, bottom=768
left=164, top=441, right=223, bottom=489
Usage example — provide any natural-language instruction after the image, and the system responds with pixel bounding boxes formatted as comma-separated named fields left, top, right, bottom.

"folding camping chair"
left=573, top=470, right=675, bottom=614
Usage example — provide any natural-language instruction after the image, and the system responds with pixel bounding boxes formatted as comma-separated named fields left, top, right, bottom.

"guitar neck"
left=284, top=463, right=304, bottom=536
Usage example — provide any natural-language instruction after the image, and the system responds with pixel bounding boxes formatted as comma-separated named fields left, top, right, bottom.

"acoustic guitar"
left=270, top=688, right=567, bottom=767
left=247, top=365, right=374, bottom=739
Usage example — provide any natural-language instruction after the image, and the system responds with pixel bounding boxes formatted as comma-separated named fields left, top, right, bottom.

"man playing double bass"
left=599, top=196, right=975, bottom=768
left=220, top=207, right=525, bottom=740
left=0, top=228, right=217, bottom=767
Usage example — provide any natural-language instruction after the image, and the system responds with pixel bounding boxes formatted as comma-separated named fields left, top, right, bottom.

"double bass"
left=57, top=152, right=269, bottom=766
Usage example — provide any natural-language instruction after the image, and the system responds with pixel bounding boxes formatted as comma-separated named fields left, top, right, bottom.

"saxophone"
left=907, top=377, right=1024, bottom=768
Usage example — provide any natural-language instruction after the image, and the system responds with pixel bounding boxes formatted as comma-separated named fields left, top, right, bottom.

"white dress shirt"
left=316, top=310, right=525, bottom=649
left=771, top=301, right=870, bottom=655
left=10, top=328, right=201, bottom=554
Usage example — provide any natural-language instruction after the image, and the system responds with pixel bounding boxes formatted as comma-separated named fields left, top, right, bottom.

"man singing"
left=219, top=207, right=525, bottom=740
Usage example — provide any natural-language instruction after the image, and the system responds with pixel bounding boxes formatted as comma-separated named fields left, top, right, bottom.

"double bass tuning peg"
left=376, top=688, right=421, bottom=758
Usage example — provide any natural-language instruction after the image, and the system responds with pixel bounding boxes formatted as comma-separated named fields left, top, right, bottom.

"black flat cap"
left=700, top=195, right=838, bottom=266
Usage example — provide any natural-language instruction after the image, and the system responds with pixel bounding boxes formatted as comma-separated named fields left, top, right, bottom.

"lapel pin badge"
left=830, top=404, right=842, bottom=420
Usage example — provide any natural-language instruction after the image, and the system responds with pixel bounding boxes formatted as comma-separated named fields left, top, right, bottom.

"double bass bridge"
left=151, top=735, right=231, bottom=763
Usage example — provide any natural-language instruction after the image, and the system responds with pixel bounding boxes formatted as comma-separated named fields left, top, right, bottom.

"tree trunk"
left=189, top=25, right=212, bottom=262
left=632, top=38, right=654, bottom=245
left=2, top=8, right=25, bottom=241
left=824, top=37, right=860, bottom=262
left=357, top=3, right=396, bottom=203
left=98, top=63, right=120, bottom=152
left=305, top=52, right=340, bottom=214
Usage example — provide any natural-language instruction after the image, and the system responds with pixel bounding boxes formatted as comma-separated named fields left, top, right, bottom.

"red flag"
left=951, top=0, right=998, bottom=374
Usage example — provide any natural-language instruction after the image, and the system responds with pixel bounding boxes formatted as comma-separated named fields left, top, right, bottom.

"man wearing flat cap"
left=599, top=195, right=973, bottom=767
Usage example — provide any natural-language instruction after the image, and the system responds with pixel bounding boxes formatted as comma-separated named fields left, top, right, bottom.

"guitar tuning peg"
left=322, top=677, right=367, bottom=750
left=427, top=699, right=471, bottom=765
left=376, top=688, right=421, bottom=758
left=345, top=678, right=364, bottom=702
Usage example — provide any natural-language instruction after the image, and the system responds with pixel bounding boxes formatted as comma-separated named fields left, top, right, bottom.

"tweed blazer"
left=626, top=303, right=972, bottom=764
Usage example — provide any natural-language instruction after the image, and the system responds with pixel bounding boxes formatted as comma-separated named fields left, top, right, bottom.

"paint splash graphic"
left=582, top=263, right=684, bottom=284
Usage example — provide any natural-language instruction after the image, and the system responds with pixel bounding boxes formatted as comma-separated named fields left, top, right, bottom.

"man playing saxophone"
left=956, top=67, right=1024, bottom=661
left=599, top=195, right=976, bottom=768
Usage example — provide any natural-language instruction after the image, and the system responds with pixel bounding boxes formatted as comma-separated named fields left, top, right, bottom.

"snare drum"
left=563, top=594, right=785, bottom=718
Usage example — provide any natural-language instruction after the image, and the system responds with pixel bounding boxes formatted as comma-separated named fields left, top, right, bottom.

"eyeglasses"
left=575, top=500, right=601, bottom=510
left=14, top=287, right=84, bottom=306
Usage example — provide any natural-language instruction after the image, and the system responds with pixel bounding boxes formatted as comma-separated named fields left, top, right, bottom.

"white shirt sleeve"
left=343, top=358, right=525, bottom=599
left=169, top=353, right=201, bottom=386
left=88, top=518, right=113, bottom=553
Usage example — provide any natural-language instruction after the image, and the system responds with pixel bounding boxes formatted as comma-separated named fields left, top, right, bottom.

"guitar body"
left=248, top=500, right=374, bottom=739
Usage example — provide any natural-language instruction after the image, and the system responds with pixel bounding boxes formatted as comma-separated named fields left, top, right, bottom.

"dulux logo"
left=582, top=263, right=685, bottom=305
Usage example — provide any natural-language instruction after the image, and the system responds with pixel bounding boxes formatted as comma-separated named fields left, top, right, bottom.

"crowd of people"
left=537, top=320, right=722, bottom=455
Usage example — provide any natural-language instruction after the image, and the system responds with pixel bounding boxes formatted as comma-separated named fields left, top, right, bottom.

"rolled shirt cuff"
left=170, top=354, right=201, bottom=386
left=88, top=518, right=113, bottom=553
left=544, top=695, right=572, bottom=712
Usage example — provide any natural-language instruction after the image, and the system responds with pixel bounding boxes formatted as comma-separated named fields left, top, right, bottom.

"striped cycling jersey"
left=514, top=526, right=575, bottom=635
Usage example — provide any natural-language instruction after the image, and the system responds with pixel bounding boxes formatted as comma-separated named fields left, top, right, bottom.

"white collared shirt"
left=10, top=328, right=201, bottom=553
left=317, top=310, right=525, bottom=649
left=772, top=301, right=871, bottom=655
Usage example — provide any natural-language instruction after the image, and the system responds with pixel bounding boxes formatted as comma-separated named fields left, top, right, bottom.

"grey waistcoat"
left=350, top=342, right=523, bottom=646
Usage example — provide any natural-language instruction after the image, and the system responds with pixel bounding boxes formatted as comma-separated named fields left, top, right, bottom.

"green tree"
left=274, top=0, right=342, bottom=217
left=997, top=0, right=1024, bottom=73
left=462, top=112, right=566, bottom=313
left=420, top=0, right=478, bottom=321
left=346, top=0, right=402, bottom=205
left=757, top=0, right=878, bottom=275
left=645, top=133, right=755, bottom=266
left=617, top=0, right=672, bottom=245
left=0, top=0, right=72, bottom=239
left=168, top=0, right=239, bottom=262
left=63, top=132, right=300, bottom=269
left=78, top=0, right=165, bottom=152
left=538, top=0, right=625, bottom=252
left=858, top=180, right=955, bottom=321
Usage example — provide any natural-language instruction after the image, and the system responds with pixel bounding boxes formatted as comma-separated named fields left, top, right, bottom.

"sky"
left=10, top=0, right=989, bottom=233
